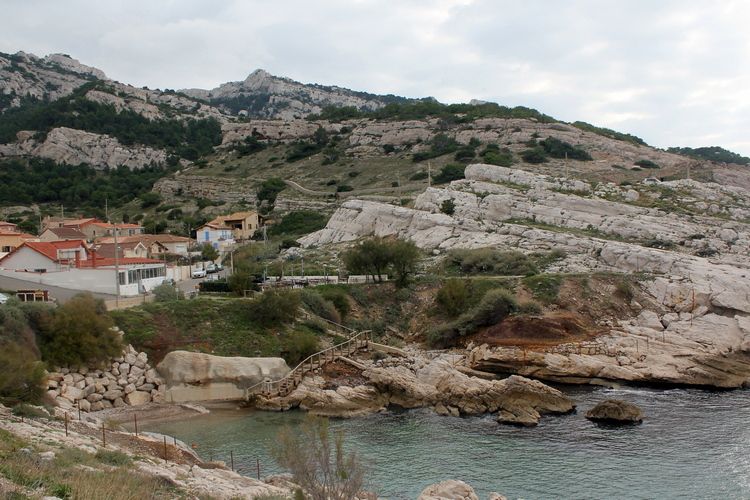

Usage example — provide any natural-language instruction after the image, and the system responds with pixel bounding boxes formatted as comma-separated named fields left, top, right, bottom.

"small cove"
left=145, top=385, right=750, bottom=499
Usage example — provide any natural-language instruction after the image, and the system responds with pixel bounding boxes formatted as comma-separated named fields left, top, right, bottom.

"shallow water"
left=146, top=386, right=750, bottom=499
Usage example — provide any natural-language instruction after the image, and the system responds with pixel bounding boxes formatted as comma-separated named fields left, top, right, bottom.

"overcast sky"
left=3, top=0, right=749, bottom=155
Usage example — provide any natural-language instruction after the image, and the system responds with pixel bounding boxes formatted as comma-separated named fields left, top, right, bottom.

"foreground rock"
left=157, top=351, right=290, bottom=403
left=254, top=355, right=574, bottom=426
left=586, top=399, right=644, bottom=424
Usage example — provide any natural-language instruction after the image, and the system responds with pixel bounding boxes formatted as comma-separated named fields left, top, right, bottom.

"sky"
left=2, top=0, right=750, bottom=155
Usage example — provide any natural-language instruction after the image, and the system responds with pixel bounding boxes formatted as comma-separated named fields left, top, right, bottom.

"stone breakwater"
left=46, top=344, right=166, bottom=412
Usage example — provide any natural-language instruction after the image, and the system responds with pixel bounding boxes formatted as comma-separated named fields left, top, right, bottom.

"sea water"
left=146, top=386, right=750, bottom=499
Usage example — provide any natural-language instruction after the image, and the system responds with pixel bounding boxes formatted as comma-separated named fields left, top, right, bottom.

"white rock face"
left=10, top=127, right=167, bottom=170
left=157, top=351, right=291, bottom=403
left=301, top=164, right=750, bottom=387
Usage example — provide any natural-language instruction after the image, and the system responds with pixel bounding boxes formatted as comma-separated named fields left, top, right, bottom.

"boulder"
left=77, top=399, right=91, bottom=412
left=157, top=351, right=290, bottom=403
left=61, top=386, right=84, bottom=402
left=418, top=480, right=479, bottom=500
left=125, top=391, right=151, bottom=406
left=103, top=389, right=123, bottom=401
left=585, top=399, right=644, bottom=424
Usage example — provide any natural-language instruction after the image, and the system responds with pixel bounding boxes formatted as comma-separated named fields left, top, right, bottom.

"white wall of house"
left=0, top=264, right=166, bottom=297
left=198, top=227, right=234, bottom=249
left=1, top=247, right=63, bottom=272
left=163, top=242, right=190, bottom=255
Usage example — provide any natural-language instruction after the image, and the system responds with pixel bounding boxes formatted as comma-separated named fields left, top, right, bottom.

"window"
left=118, top=272, right=126, bottom=285
left=1, top=246, right=11, bottom=252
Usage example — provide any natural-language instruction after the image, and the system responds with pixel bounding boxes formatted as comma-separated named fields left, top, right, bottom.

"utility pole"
left=427, top=162, right=432, bottom=187
left=113, top=219, right=120, bottom=308
left=564, top=152, right=569, bottom=180
left=105, top=198, right=108, bottom=222
left=263, top=225, right=267, bottom=248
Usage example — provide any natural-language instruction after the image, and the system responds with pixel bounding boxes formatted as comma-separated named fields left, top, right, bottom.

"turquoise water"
left=146, top=386, right=750, bottom=499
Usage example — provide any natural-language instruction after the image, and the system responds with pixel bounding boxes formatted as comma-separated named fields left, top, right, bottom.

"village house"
left=0, top=229, right=37, bottom=257
left=39, top=226, right=88, bottom=242
left=0, top=240, right=166, bottom=296
left=95, top=234, right=192, bottom=257
left=196, top=211, right=260, bottom=250
left=0, top=221, right=19, bottom=232
left=42, top=216, right=144, bottom=241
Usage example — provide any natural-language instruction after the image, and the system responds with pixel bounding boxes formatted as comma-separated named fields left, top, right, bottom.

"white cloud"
left=0, top=0, right=749, bottom=154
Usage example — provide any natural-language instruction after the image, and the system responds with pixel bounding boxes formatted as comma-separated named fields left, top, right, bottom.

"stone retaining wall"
left=46, top=345, right=165, bottom=412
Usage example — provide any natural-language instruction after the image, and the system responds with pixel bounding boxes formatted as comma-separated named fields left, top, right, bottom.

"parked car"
left=206, top=263, right=218, bottom=274
left=191, top=268, right=207, bottom=279
left=0, top=292, right=8, bottom=304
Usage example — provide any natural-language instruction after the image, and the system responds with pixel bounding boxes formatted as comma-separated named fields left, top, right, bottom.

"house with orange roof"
left=0, top=239, right=166, bottom=296
left=95, top=234, right=192, bottom=257
left=41, top=216, right=144, bottom=241
left=39, top=226, right=88, bottom=242
left=0, top=230, right=37, bottom=257
left=196, top=211, right=259, bottom=250
left=0, top=221, right=19, bottom=232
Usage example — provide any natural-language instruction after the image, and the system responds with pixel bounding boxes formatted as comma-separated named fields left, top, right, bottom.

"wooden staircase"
left=246, top=330, right=372, bottom=399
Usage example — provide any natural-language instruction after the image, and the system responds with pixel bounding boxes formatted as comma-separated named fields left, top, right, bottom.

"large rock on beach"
left=418, top=480, right=479, bottom=500
left=157, top=351, right=290, bottom=403
left=586, top=399, right=644, bottom=424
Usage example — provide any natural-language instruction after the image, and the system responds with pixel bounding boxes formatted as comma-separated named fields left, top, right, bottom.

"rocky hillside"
left=181, top=68, right=411, bottom=119
left=299, top=162, right=750, bottom=388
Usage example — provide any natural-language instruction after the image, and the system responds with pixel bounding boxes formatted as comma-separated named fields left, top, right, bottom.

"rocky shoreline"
left=253, top=350, right=574, bottom=426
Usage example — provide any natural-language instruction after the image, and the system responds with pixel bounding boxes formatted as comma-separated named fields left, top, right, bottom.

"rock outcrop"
left=254, top=355, right=573, bottom=426
left=585, top=399, right=644, bottom=424
left=300, top=164, right=750, bottom=388
left=157, top=351, right=290, bottom=403
left=182, top=69, right=402, bottom=120
left=0, top=127, right=167, bottom=170
left=46, top=345, right=166, bottom=412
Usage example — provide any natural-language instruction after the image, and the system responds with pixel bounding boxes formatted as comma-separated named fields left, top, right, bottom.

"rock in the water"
left=586, top=399, right=644, bottom=424
left=157, top=351, right=290, bottom=403
left=418, top=480, right=479, bottom=500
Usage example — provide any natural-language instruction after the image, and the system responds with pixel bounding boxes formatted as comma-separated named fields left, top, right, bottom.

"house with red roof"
left=42, top=217, right=144, bottom=241
left=0, top=239, right=166, bottom=296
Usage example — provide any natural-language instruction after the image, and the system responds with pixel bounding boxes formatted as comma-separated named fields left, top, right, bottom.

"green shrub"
left=539, top=137, right=592, bottom=161
left=95, top=449, right=132, bottom=466
left=522, top=274, right=563, bottom=304
left=247, top=290, right=301, bottom=327
left=153, top=283, right=183, bottom=302
left=336, top=185, right=353, bottom=193
left=138, top=192, right=161, bottom=209
left=0, top=342, right=45, bottom=405
left=269, top=211, right=328, bottom=237
left=428, top=288, right=518, bottom=347
left=300, top=289, right=341, bottom=324
left=412, top=133, right=460, bottom=162
left=635, top=159, right=659, bottom=169
left=409, top=171, right=428, bottom=181
left=517, top=301, right=543, bottom=315
left=257, top=178, right=286, bottom=206
left=481, top=146, right=514, bottom=167
left=281, top=329, right=319, bottom=366
left=318, top=288, right=351, bottom=319
left=521, top=147, right=548, bottom=164
left=448, top=248, right=538, bottom=276
left=432, top=163, right=465, bottom=184
left=614, top=280, right=635, bottom=302
left=440, top=199, right=456, bottom=216
left=436, top=279, right=469, bottom=317
left=36, top=294, right=122, bottom=368
left=11, top=403, right=48, bottom=419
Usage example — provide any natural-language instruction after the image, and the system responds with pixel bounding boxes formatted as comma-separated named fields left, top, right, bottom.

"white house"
left=196, top=221, right=235, bottom=251
left=0, top=240, right=167, bottom=296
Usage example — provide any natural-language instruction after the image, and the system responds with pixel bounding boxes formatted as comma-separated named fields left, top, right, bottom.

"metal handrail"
left=245, top=330, right=371, bottom=398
